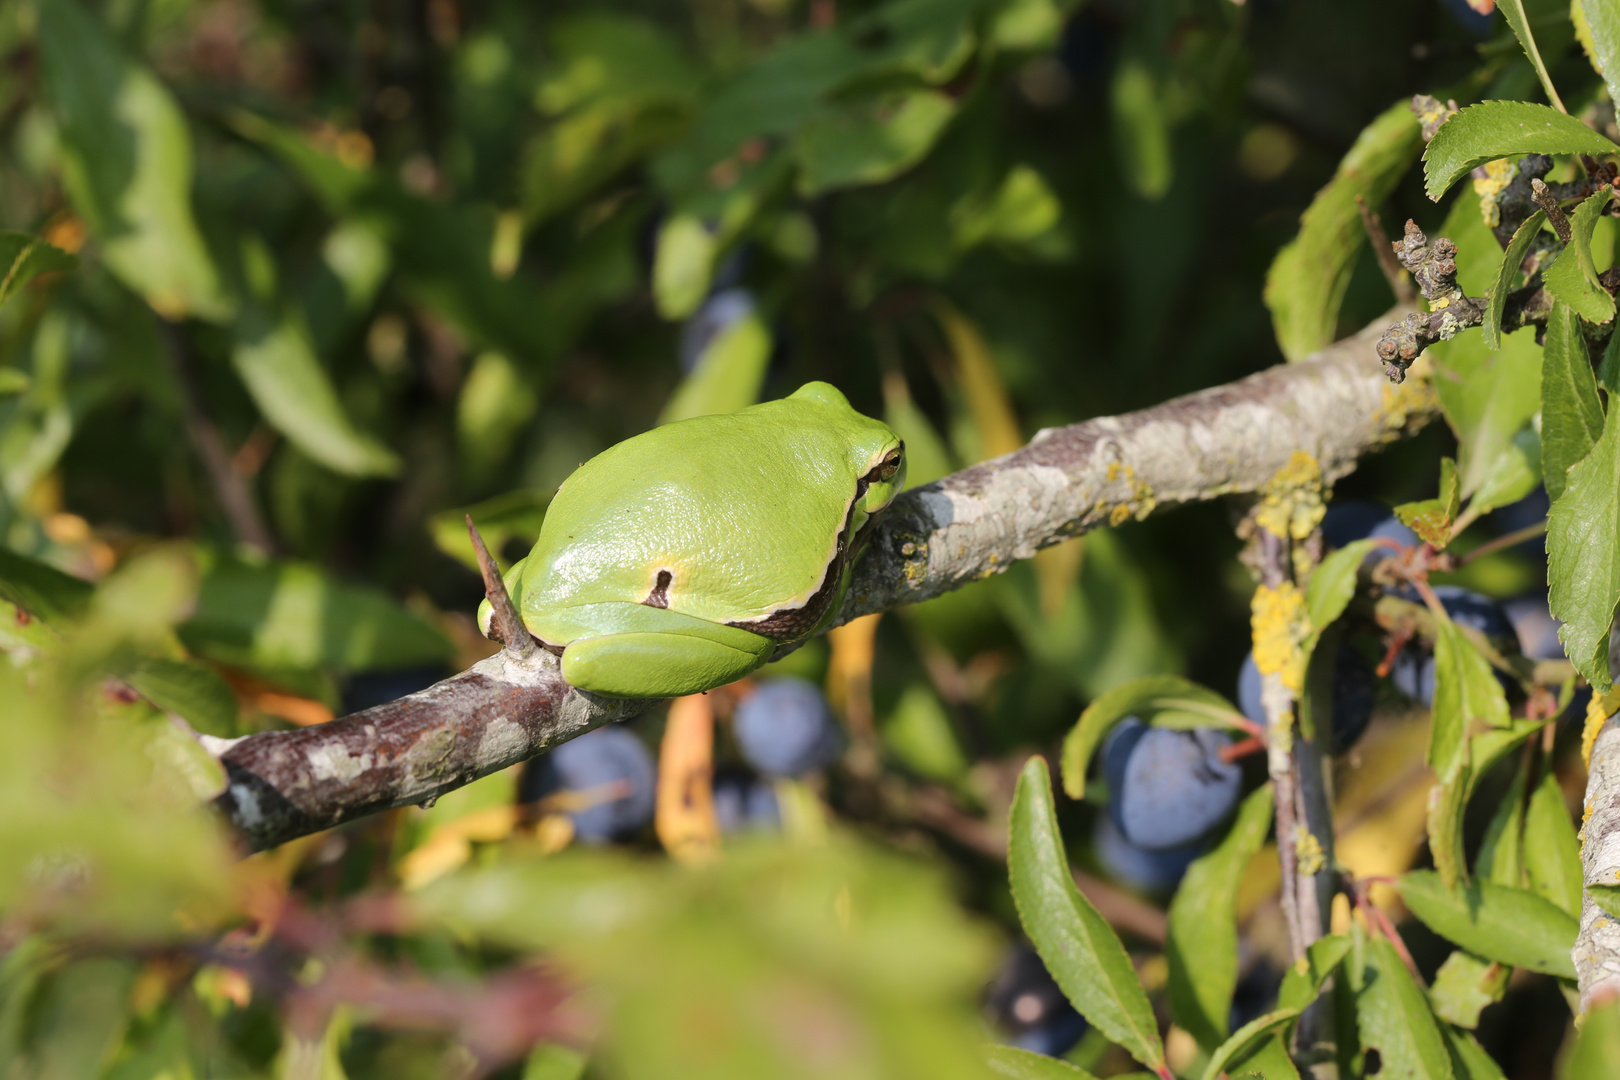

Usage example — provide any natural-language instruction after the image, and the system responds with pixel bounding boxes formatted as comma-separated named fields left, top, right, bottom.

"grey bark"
left=1578, top=714, right=1620, bottom=1011
left=211, top=315, right=1437, bottom=851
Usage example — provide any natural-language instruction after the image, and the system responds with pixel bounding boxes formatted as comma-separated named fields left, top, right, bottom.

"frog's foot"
left=551, top=605, right=775, bottom=698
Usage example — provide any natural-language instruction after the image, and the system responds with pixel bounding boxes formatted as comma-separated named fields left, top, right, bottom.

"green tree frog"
left=479, top=382, right=905, bottom=697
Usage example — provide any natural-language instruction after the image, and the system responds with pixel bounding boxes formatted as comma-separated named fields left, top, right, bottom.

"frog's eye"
left=873, top=445, right=904, bottom=483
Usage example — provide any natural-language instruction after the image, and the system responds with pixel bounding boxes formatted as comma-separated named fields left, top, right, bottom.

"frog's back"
left=521, top=397, right=874, bottom=640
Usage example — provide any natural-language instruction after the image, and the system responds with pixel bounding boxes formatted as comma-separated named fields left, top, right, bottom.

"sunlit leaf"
left=1061, top=675, right=1246, bottom=799
left=0, top=547, right=94, bottom=624
left=1008, top=757, right=1165, bottom=1074
left=1396, top=871, right=1578, bottom=978
left=1577, top=0, right=1620, bottom=110
left=1428, top=952, right=1507, bottom=1028
left=1428, top=327, right=1541, bottom=502
left=1542, top=189, right=1617, bottom=323
left=1429, top=611, right=1512, bottom=782
left=1305, top=540, right=1377, bottom=632
left=1483, top=212, right=1546, bottom=351
left=1442, top=1023, right=1506, bottom=1080
left=1522, top=772, right=1581, bottom=916
left=794, top=90, right=957, bottom=196
left=1197, top=1008, right=1301, bottom=1080
left=985, top=1045, right=1100, bottom=1079
left=660, top=309, right=772, bottom=424
left=0, top=234, right=76, bottom=312
left=1167, top=784, right=1274, bottom=1050
left=1497, top=0, right=1568, bottom=111
left=1395, top=457, right=1461, bottom=549
left=1563, top=998, right=1620, bottom=1080
left=1422, top=101, right=1616, bottom=202
left=1352, top=933, right=1455, bottom=1080
left=1277, top=935, right=1353, bottom=1014
left=123, top=657, right=239, bottom=738
left=1547, top=406, right=1620, bottom=692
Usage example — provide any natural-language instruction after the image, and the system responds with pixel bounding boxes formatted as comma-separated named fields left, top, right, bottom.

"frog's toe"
left=561, top=630, right=772, bottom=698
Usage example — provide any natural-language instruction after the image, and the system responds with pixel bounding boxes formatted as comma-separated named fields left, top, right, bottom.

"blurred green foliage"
left=3, top=0, right=1618, bottom=1076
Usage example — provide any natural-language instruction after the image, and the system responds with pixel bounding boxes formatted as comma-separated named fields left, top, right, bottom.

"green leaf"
left=1441, top=1024, right=1506, bottom=1080
left=1429, top=612, right=1513, bottom=785
left=1060, top=675, right=1246, bottom=799
left=1226, top=1037, right=1301, bottom=1080
left=1523, top=770, right=1582, bottom=916
left=794, top=89, right=957, bottom=197
left=1578, top=0, right=1620, bottom=111
left=1543, top=189, right=1617, bottom=323
left=1484, top=212, right=1548, bottom=351
left=1305, top=540, right=1376, bottom=633
left=1353, top=933, right=1456, bottom=1080
left=1541, top=301, right=1605, bottom=503
left=457, top=351, right=540, bottom=484
left=431, top=489, right=552, bottom=573
left=37, top=0, right=231, bottom=322
left=1197, top=1009, right=1302, bottom=1080
left=984, top=1045, right=1100, bottom=1080
left=0, top=547, right=94, bottom=624
left=1167, top=785, right=1275, bottom=1050
left=1428, top=952, right=1508, bottom=1028
left=1547, top=405, right=1620, bottom=692
left=1008, top=757, right=1165, bottom=1074
left=1263, top=99, right=1422, bottom=361
left=181, top=553, right=452, bottom=675
left=1110, top=58, right=1172, bottom=202
left=0, top=369, right=27, bottom=396
left=660, top=308, right=773, bottom=424
left=653, top=214, right=718, bottom=320
left=1396, top=870, right=1578, bottom=978
left=1563, top=998, right=1620, bottom=1080
left=1475, top=764, right=1527, bottom=887
left=522, top=1043, right=589, bottom=1080
left=1429, top=322, right=1544, bottom=502
left=231, top=309, right=401, bottom=478
left=123, top=657, right=239, bottom=738
left=1468, top=426, right=1542, bottom=517
left=1429, top=765, right=1472, bottom=890
left=1277, top=935, right=1353, bottom=1013
left=0, top=234, right=76, bottom=312
left=1589, top=882, right=1620, bottom=920
left=1396, top=457, right=1462, bottom=548
left=1497, top=0, right=1568, bottom=111
left=1422, top=101, right=1617, bottom=202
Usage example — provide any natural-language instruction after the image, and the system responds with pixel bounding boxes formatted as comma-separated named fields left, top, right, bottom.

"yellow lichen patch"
left=1472, top=158, right=1513, bottom=228
left=1254, top=450, right=1325, bottom=541
left=1109, top=503, right=1132, bottom=527
left=1294, top=828, right=1325, bottom=876
left=1252, top=581, right=1310, bottom=692
left=1583, top=688, right=1620, bottom=766
left=1379, top=375, right=1437, bottom=434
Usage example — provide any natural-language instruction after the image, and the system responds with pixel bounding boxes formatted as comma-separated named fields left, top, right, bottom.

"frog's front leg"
left=561, top=610, right=775, bottom=698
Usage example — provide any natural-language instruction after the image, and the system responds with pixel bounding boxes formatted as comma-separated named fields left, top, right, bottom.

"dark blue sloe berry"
left=712, top=768, right=781, bottom=834
left=520, top=724, right=656, bottom=844
left=1101, top=718, right=1240, bottom=851
left=1239, top=649, right=1372, bottom=751
left=733, top=677, right=841, bottom=777
left=986, top=944, right=1089, bottom=1059
left=1092, top=815, right=1205, bottom=895
left=1390, top=586, right=1516, bottom=708
left=1321, top=500, right=1418, bottom=556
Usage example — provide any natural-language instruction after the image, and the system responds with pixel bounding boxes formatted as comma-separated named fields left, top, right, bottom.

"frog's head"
left=789, top=381, right=906, bottom=526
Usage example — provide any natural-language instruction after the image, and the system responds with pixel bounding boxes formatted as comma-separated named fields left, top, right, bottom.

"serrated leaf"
left=1167, top=784, right=1275, bottom=1050
left=1354, top=934, right=1456, bottom=1080
left=1306, top=540, right=1377, bottom=633
left=1476, top=764, right=1527, bottom=887
left=1542, top=301, right=1606, bottom=503
left=1579, top=0, right=1620, bottom=111
left=1263, top=99, right=1422, bottom=360
left=1277, top=935, right=1353, bottom=1013
left=1523, top=770, right=1581, bottom=916
left=1441, top=1024, right=1506, bottom=1080
left=1467, top=426, right=1542, bottom=516
left=1484, top=212, right=1548, bottom=350
left=1429, top=765, right=1471, bottom=890
left=1423, top=101, right=1617, bottom=202
left=37, top=0, right=231, bottom=321
left=1396, top=871, right=1578, bottom=978
left=1547, top=406, right=1620, bottom=693
left=985, top=1045, right=1100, bottom=1080
left=1429, top=326, right=1543, bottom=503
left=1227, top=1037, right=1301, bottom=1080
left=1008, top=757, right=1165, bottom=1074
left=1543, top=189, right=1617, bottom=323
left=1060, top=675, right=1245, bottom=799
left=1429, top=952, right=1508, bottom=1028
left=1396, top=458, right=1461, bottom=548
left=1563, top=997, right=1620, bottom=1080
left=1198, top=1009, right=1301, bottom=1080
left=0, top=234, right=76, bottom=312
left=1497, top=0, right=1568, bottom=111
left=232, top=310, right=401, bottom=478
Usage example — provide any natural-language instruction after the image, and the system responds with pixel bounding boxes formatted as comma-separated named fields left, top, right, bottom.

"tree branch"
left=209, top=315, right=1437, bottom=851
left=1578, top=713, right=1620, bottom=1011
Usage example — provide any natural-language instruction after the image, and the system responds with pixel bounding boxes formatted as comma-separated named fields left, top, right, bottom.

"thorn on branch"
left=467, top=515, right=537, bottom=660
left=1356, top=196, right=1417, bottom=305
left=1530, top=178, right=1574, bottom=243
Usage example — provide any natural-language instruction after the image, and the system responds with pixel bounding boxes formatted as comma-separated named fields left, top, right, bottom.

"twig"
left=160, top=322, right=276, bottom=555
left=1458, top=520, right=1547, bottom=566
left=206, top=316, right=1440, bottom=851
left=467, top=516, right=535, bottom=660
left=1578, top=715, right=1620, bottom=1009
left=1531, top=179, right=1574, bottom=243
left=1356, top=196, right=1417, bottom=305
